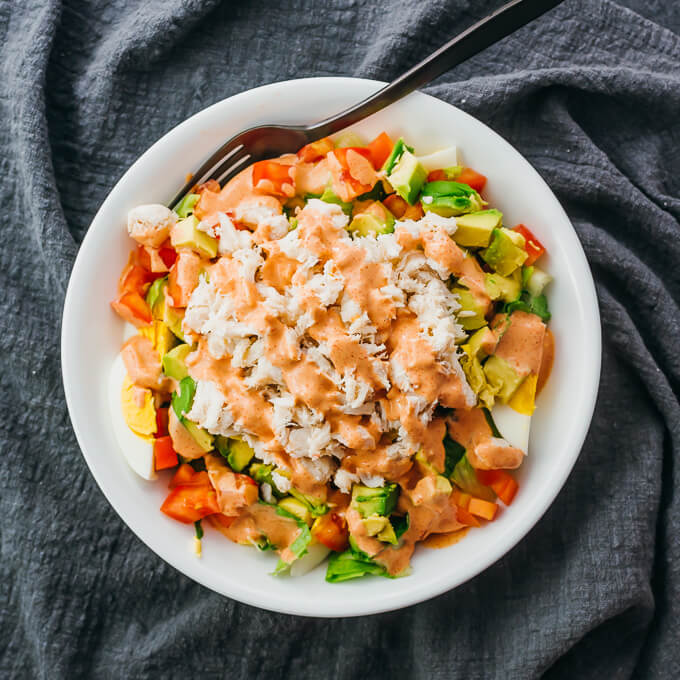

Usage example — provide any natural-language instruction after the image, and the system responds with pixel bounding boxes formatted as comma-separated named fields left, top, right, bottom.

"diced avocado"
left=333, top=130, right=366, bottom=148
left=217, top=437, right=254, bottom=472
left=278, top=497, right=311, bottom=524
left=376, top=520, right=398, bottom=545
left=450, top=454, right=495, bottom=501
left=483, top=354, right=526, bottom=402
left=453, top=209, right=502, bottom=248
left=434, top=476, right=453, bottom=495
left=362, top=515, right=389, bottom=536
left=481, top=228, right=528, bottom=276
left=485, top=269, right=521, bottom=303
left=145, top=276, right=167, bottom=312
left=154, top=322, right=178, bottom=358
left=387, top=150, right=427, bottom=205
left=162, top=343, right=191, bottom=380
left=289, top=488, right=329, bottom=516
left=174, top=193, right=200, bottom=218
left=525, top=266, right=552, bottom=297
left=415, top=449, right=443, bottom=476
left=183, top=419, right=214, bottom=452
left=421, top=181, right=484, bottom=217
left=319, top=184, right=352, bottom=214
left=381, top=137, right=410, bottom=175
left=348, top=212, right=394, bottom=236
left=171, top=216, right=218, bottom=259
left=163, top=302, right=185, bottom=341
left=452, top=287, right=487, bottom=331
left=351, top=484, right=399, bottom=518
left=464, top=326, right=497, bottom=360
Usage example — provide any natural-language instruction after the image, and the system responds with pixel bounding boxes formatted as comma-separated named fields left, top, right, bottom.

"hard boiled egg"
left=417, top=146, right=459, bottom=173
left=108, top=353, right=156, bottom=480
left=491, top=403, right=531, bottom=454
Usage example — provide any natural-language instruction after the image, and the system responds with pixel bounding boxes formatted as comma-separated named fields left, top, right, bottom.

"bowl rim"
left=61, top=76, right=601, bottom=617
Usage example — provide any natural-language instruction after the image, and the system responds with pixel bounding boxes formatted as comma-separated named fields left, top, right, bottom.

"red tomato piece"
left=120, top=263, right=152, bottom=297
left=383, top=194, right=408, bottom=219
left=154, top=436, right=178, bottom=471
left=110, top=291, right=152, bottom=326
left=251, top=160, right=295, bottom=196
left=159, top=246, right=177, bottom=269
left=297, top=137, right=334, bottom=162
left=312, top=512, right=349, bottom=552
left=457, top=167, right=487, bottom=192
left=514, top=224, right=546, bottom=265
left=155, top=407, right=169, bottom=437
left=169, top=463, right=197, bottom=488
left=160, top=483, right=220, bottom=523
left=455, top=506, right=480, bottom=527
left=475, top=469, right=520, bottom=506
left=427, top=169, right=448, bottom=182
left=366, top=132, right=394, bottom=169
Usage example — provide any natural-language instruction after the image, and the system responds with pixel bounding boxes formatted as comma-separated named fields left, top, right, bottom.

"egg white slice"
left=108, top=353, right=156, bottom=480
left=417, top=146, right=459, bottom=173
left=290, top=542, right=331, bottom=577
left=491, top=403, right=531, bottom=454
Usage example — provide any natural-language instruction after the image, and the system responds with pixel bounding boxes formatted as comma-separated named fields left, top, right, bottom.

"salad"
left=110, top=130, right=553, bottom=581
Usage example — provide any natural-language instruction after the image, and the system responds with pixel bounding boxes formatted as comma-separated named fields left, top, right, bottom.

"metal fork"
left=169, top=0, right=563, bottom=208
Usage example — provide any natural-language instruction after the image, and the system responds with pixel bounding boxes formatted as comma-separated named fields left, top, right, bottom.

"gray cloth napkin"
left=1, top=0, right=678, bottom=678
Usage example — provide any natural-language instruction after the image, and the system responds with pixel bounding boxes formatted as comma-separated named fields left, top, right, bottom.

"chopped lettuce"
left=271, top=504, right=313, bottom=575
left=174, top=193, right=200, bottom=218
left=505, top=291, right=551, bottom=322
left=325, top=549, right=387, bottom=583
left=443, top=435, right=466, bottom=478
left=193, top=520, right=203, bottom=540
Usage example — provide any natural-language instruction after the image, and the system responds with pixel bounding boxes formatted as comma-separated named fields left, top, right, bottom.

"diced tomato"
left=154, top=436, right=178, bottom=471
left=120, top=263, right=152, bottom=297
left=457, top=167, right=487, bottom=192
left=161, top=483, right=220, bottom=524
left=111, top=291, right=152, bottom=326
left=475, top=469, right=519, bottom=506
left=366, top=132, right=394, bottom=169
left=468, top=497, right=498, bottom=521
left=169, top=464, right=196, bottom=488
left=235, top=473, right=258, bottom=487
left=455, top=506, right=480, bottom=527
left=383, top=194, right=408, bottom=218
left=211, top=514, right=236, bottom=530
left=159, top=246, right=177, bottom=269
left=251, top=160, right=295, bottom=196
left=327, top=147, right=376, bottom=200
left=156, top=407, right=169, bottom=437
left=427, top=169, right=448, bottom=182
left=297, top=137, right=334, bottom=163
left=514, top=224, right=546, bottom=265
left=312, top=512, right=349, bottom=552
left=452, top=488, right=472, bottom=510
left=403, top=202, right=424, bottom=220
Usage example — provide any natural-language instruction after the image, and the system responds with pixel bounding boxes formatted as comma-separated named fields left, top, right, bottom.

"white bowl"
left=61, top=77, right=601, bottom=617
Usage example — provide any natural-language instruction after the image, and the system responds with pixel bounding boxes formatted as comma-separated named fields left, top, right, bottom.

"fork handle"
left=310, top=0, right=563, bottom=136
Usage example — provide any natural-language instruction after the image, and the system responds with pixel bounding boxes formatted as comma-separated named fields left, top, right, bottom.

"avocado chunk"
left=452, top=286, right=487, bottom=331
left=421, top=180, right=484, bottom=217
left=183, top=419, right=214, bottom=452
left=215, top=436, right=254, bottom=472
left=414, top=449, right=443, bottom=476
left=485, top=269, right=521, bottom=303
left=387, top=150, right=427, bottom=205
left=453, top=209, right=502, bottom=248
left=481, top=227, right=528, bottom=276
left=170, top=215, right=218, bottom=259
left=460, top=351, right=497, bottom=409
left=464, top=326, right=497, bottom=360
left=162, top=302, right=185, bottom=341
left=278, top=497, right=311, bottom=524
left=483, top=354, right=526, bottom=402
left=162, top=343, right=191, bottom=380
left=348, top=201, right=395, bottom=236
left=174, top=193, right=200, bottom=218
left=381, top=137, right=410, bottom=175
left=351, top=484, right=399, bottom=518
left=362, top=514, right=389, bottom=536
left=289, top=488, right=329, bottom=516
left=320, top=184, right=352, bottom=214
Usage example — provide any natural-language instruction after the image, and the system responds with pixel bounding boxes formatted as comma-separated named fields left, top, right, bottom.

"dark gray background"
left=1, top=1, right=679, bottom=678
